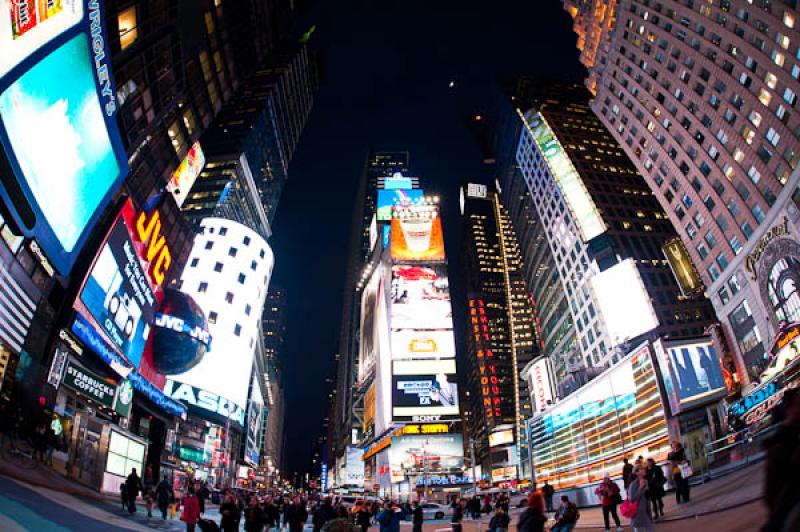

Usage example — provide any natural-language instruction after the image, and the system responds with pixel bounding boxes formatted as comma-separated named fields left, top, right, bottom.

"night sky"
left=268, top=0, right=586, bottom=476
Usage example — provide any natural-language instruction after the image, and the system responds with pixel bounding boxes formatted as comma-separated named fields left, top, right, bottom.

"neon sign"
left=135, top=209, right=172, bottom=287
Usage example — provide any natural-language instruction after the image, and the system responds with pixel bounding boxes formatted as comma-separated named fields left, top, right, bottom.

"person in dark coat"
left=667, top=440, right=691, bottom=503
left=646, top=458, right=666, bottom=518
left=197, top=481, right=210, bottom=515
left=411, top=502, right=424, bottom=532
left=156, top=474, right=173, bottom=520
left=313, top=498, right=338, bottom=532
left=244, top=496, right=266, bottom=532
left=541, top=481, right=555, bottom=513
left=622, top=458, right=634, bottom=489
left=220, top=493, right=242, bottom=532
left=517, top=492, right=546, bottom=532
left=376, top=501, right=402, bottom=532
left=450, top=499, right=466, bottom=532
left=286, top=496, right=309, bottom=532
left=488, top=506, right=510, bottom=532
left=126, top=468, right=144, bottom=514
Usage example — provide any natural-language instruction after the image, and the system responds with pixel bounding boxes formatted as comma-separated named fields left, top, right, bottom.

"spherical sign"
left=151, top=288, right=211, bottom=374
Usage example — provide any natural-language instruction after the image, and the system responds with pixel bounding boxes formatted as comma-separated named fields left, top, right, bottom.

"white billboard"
left=390, top=264, right=452, bottom=330
left=358, top=266, right=383, bottom=380
left=391, top=329, right=455, bottom=359
left=529, top=357, right=555, bottom=414
left=590, top=259, right=659, bottom=346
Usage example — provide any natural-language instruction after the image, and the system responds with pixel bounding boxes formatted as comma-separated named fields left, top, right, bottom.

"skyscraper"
left=460, top=184, right=538, bottom=483
left=261, top=287, right=288, bottom=477
left=564, top=0, right=800, bottom=385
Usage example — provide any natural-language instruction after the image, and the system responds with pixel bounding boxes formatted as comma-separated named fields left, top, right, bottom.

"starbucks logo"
left=119, top=380, right=134, bottom=405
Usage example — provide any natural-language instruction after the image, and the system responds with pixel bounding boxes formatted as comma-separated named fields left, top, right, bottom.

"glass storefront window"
left=767, top=257, right=800, bottom=323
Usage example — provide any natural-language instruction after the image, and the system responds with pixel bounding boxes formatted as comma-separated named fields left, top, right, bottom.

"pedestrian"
left=144, top=487, right=156, bottom=518
left=626, top=465, right=654, bottom=532
left=449, top=498, right=466, bottom=532
left=156, top=474, right=173, bottom=519
left=411, top=501, right=423, bottom=532
left=517, top=492, right=546, bottom=532
left=126, top=468, right=144, bottom=514
left=645, top=458, right=666, bottom=519
left=32, top=421, right=47, bottom=463
left=181, top=485, right=201, bottom=532
left=357, top=501, right=374, bottom=532
left=622, top=458, right=634, bottom=489
left=313, top=497, right=338, bottom=532
left=197, top=481, right=210, bottom=515
left=550, top=495, right=579, bottom=532
left=762, top=386, right=800, bottom=532
left=594, top=474, right=622, bottom=532
left=120, top=482, right=129, bottom=512
left=488, top=505, right=510, bottom=532
left=245, top=495, right=266, bottom=532
left=376, top=501, right=402, bottom=532
left=44, top=421, right=56, bottom=466
left=469, top=496, right=481, bottom=519
left=221, top=493, right=242, bottom=532
left=144, top=464, right=155, bottom=491
left=541, top=481, right=555, bottom=513
left=667, top=440, right=691, bottom=503
left=286, top=495, right=309, bottom=532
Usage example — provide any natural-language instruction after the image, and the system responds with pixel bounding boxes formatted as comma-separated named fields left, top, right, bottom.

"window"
left=219, top=227, right=228, bottom=236
left=228, top=247, right=238, bottom=257
left=752, top=204, right=766, bottom=223
left=214, top=262, right=223, bottom=272
left=729, top=235, right=743, bottom=255
left=759, top=88, right=772, bottom=106
left=118, top=6, right=138, bottom=50
left=697, top=242, right=709, bottom=259
left=728, top=274, right=741, bottom=294
left=238, top=273, right=246, bottom=284
left=250, top=260, right=257, bottom=271
left=190, top=257, right=199, bottom=267
left=741, top=221, right=754, bottom=239
left=766, top=128, right=781, bottom=147
left=694, top=211, right=706, bottom=227
left=259, top=249, right=265, bottom=259
left=708, top=264, right=721, bottom=281
left=705, top=232, right=718, bottom=249
left=234, top=324, right=242, bottom=337
left=243, top=236, right=251, bottom=246
left=748, top=165, right=762, bottom=184
left=208, top=311, right=217, bottom=324
left=225, top=292, right=234, bottom=304
left=204, top=241, right=214, bottom=250
left=199, top=282, right=208, bottom=292
left=687, top=223, right=698, bottom=239
left=245, top=304, right=252, bottom=316
left=719, top=286, right=731, bottom=305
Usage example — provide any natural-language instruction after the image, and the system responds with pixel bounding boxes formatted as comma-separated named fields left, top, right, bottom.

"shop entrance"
left=68, top=412, right=104, bottom=487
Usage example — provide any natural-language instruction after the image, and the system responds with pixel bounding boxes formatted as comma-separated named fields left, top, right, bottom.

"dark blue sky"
left=269, top=0, right=586, bottom=475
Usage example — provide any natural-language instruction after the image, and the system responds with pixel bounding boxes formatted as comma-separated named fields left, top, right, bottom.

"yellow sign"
left=398, top=423, right=450, bottom=435
left=663, top=238, right=703, bottom=296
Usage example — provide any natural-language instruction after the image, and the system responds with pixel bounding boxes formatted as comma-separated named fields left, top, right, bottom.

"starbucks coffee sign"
left=746, top=217, right=789, bottom=279
left=63, top=362, right=117, bottom=408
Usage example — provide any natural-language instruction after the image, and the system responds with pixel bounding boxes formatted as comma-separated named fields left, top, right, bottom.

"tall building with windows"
left=509, top=79, right=717, bottom=390
left=261, top=287, right=288, bottom=474
left=460, top=184, right=538, bottom=482
left=564, top=0, right=800, bottom=386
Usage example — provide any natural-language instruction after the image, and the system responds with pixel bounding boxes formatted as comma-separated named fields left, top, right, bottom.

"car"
left=420, top=502, right=447, bottom=520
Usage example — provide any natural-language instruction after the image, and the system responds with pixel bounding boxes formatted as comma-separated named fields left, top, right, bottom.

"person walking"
left=155, top=474, right=173, bottom=520
left=286, top=496, right=309, bottom=532
left=245, top=495, right=266, bottom=532
left=541, top=481, right=555, bottom=513
left=627, top=465, right=654, bottom=532
left=488, top=505, right=510, bottom=532
left=221, top=493, right=242, bottom=532
left=180, top=485, right=201, bottom=532
left=551, top=495, right=579, bottom=532
left=411, top=502, right=424, bottom=532
left=449, top=498, right=466, bottom=532
left=595, top=474, right=622, bottom=532
left=667, top=440, right=691, bottom=503
left=357, top=501, right=374, bottom=532
left=646, top=458, right=666, bottom=519
left=517, top=492, right=546, bottom=532
left=622, top=458, right=634, bottom=489
left=126, top=468, right=144, bottom=514
left=313, top=497, right=337, bottom=532
left=197, top=481, right=209, bottom=515
left=376, top=501, right=402, bottom=532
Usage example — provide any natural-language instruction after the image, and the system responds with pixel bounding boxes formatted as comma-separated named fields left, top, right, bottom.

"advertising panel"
left=382, top=175, right=414, bottom=190
left=344, top=445, right=365, bottom=486
left=489, top=429, right=514, bottom=448
left=377, top=189, right=424, bottom=221
left=358, top=266, right=382, bottom=380
left=390, top=265, right=452, bottom=330
left=244, top=378, right=264, bottom=466
left=522, top=110, right=606, bottom=242
left=761, top=322, right=800, bottom=383
left=363, top=382, right=376, bottom=433
left=163, top=380, right=245, bottom=427
left=529, top=343, right=670, bottom=489
left=167, top=141, right=206, bottom=207
left=389, top=434, right=464, bottom=482
left=663, top=238, right=704, bottom=297
left=0, top=0, right=128, bottom=274
left=590, top=259, right=659, bottom=345
left=390, top=201, right=445, bottom=262
left=391, top=329, right=455, bottom=360
left=62, top=360, right=116, bottom=408
left=392, top=359, right=459, bottom=421
left=654, top=338, right=727, bottom=414
left=529, top=357, right=555, bottom=414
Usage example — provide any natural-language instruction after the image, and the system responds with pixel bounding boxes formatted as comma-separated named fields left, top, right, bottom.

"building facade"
left=565, top=0, right=800, bottom=386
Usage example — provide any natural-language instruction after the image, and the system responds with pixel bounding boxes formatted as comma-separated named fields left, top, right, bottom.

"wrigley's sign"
left=746, top=217, right=789, bottom=280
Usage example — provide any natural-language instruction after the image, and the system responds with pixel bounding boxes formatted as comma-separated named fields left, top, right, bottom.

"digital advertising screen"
left=390, top=264, right=453, bottom=330
left=74, top=200, right=157, bottom=368
left=529, top=343, right=670, bottom=489
left=167, top=141, right=206, bottom=207
left=377, top=189, right=424, bottom=221
left=358, top=266, right=382, bottom=380
left=654, top=338, right=728, bottom=414
left=389, top=434, right=464, bottom=482
left=392, top=359, right=459, bottom=421
left=390, top=216, right=445, bottom=262
left=0, top=0, right=128, bottom=275
left=391, top=329, right=455, bottom=360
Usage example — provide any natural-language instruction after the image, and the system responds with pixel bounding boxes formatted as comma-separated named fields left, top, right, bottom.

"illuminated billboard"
left=389, top=434, right=464, bottom=482
left=167, top=141, right=206, bottom=207
left=529, top=357, right=555, bottom=414
left=390, top=215, right=445, bottom=262
left=377, top=189, right=424, bottom=221
left=358, top=266, right=383, bottom=380
left=390, top=264, right=453, bottom=330
left=652, top=338, right=727, bottom=415
left=522, top=110, right=606, bottom=242
left=489, top=428, right=514, bottom=448
left=663, top=238, right=704, bottom=297
left=0, top=1, right=128, bottom=275
left=382, top=175, right=414, bottom=190
left=590, top=259, right=659, bottom=345
left=75, top=202, right=157, bottom=367
left=391, top=329, right=455, bottom=360
left=529, top=343, right=670, bottom=489
left=392, top=359, right=459, bottom=421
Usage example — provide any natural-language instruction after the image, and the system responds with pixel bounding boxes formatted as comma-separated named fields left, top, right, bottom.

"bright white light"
left=448, top=81, right=455, bottom=88
left=590, top=259, right=659, bottom=346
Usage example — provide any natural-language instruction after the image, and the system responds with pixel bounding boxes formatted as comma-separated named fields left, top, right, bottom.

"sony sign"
left=411, top=415, right=442, bottom=422
left=163, top=380, right=245, bottom=427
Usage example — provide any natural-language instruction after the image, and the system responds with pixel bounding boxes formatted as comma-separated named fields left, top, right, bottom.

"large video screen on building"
left=389, top=434, right=464, bottom=482
left=653, top=338, right=727, bottom=415
left=529, top=343, right=670, bottom=489
left=390, top=265, right=453, bottom=330
left=392, top=359, right=459, bottom=421
left=167, top=141, right=206, bottom=207
left=391, top=329, right=455, bottom=360
left=0, top=1, right=128, bottom=275
left=359, top=266, right=383, bottom=380
left=377, top=189, right=424, bottom=221
left=390, top=216, right=445, bottom=262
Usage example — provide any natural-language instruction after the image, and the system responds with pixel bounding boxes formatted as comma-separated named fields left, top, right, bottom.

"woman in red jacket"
left=181, top=485, right=201, bottom=532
